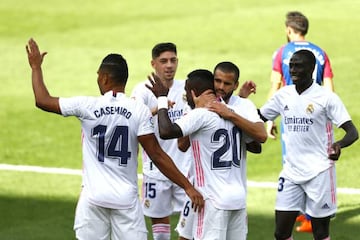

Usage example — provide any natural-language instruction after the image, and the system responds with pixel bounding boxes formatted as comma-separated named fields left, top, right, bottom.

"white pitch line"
left=1, top=164, right=360, bottom=195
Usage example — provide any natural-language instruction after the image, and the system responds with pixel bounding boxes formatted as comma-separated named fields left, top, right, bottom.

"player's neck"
left=162, top=78, right=174, bottom=88
left=291, top=35, right=306, bottom=42
left=110, top=86, right=125, bottom=95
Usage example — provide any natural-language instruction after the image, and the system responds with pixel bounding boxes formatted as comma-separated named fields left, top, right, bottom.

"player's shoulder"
left=172, top=79, right=185, bottom=88
left=132, top=80, right=149, bottom=90
left=229, top=95, right=255, bottom=107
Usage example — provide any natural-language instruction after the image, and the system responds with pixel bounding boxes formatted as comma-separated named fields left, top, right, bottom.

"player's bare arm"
left=207, top=101, right=267, bottom=143
left=139, top=133, right=204, bottom=212
left=329, top=120, right=358, bottom=160
left=146, top=72, right=184, bottom=139
left=193, top=89, right=216, bottom=108
left=266, top=70, right=283, bottom=139
left=26, top=38, right=61, bottom=114
left=246, top=141, right=262, bottom=154
left=178, top=136, right=190, bottom=152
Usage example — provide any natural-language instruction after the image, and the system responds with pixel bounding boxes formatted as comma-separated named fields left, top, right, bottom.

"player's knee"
left=274, top=231, right=292, bottom=240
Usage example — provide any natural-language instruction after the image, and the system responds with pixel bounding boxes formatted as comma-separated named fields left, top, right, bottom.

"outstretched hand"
left=146, top=72, right=169, bottom=97
left=238, top=80, right=256, bottom=98
left=26, top=38, right=47, bottom=69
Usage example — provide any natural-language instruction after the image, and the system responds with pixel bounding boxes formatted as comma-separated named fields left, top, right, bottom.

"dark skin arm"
left=178, top=136, right=191, bottom=152
left=329, top=120, right=358, bottom=160
left=259, top=109, right=359, bottom=160
left=246, top=141, right=262, bottom=154
left=26, top=38, right=61, bottom=114
left=207, top=100, right=267, bottom=143
left=138, top=133, right=204, bottom=212
left=146, top=72, right=185, bottom=139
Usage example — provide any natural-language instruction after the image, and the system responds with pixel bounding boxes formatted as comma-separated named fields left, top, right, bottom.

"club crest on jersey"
left=149, top=116, right=154, bottom=126
left=306, top=104, right=314, bottom=114
left=144, top=199, right=151, bottom=208
left=180, top=218, right=186, bottom=228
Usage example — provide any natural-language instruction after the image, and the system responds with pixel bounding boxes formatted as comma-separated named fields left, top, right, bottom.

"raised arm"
left=26, top=38, right=61, bottom=114
left=238, top=80, right=257, bottom=98
left=146, top=72, right=184, bottom=139
left=139, top=133, right=204, bottom=212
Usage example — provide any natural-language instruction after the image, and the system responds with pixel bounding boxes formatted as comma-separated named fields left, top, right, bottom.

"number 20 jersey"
left=175, top=106, right=253, bottom=210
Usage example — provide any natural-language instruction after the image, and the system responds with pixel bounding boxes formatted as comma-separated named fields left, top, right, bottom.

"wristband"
left=157, top=96, right=168, bottom=110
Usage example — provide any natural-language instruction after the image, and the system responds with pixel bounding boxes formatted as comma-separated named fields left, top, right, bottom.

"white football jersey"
left=260, top=83, right=351, bottom=182
left=131, top=80, right=192, bottom=180
left=59, top=91, right=154, bottom=209
left=175, top=107, right=247, bottom=210
left=227, top=95, right=263, bottom=192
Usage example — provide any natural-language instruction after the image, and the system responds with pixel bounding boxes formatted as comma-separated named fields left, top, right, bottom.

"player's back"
left=60, top=91, right=154, bottom=209
left=176, top=107, right=246, bottom=210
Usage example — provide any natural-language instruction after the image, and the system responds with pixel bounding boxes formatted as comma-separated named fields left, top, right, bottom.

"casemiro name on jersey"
left=94, top=106, right=132, bottom=119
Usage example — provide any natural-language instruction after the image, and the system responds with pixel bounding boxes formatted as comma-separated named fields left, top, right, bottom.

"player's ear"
left=234, top=81, right=239, bottom=90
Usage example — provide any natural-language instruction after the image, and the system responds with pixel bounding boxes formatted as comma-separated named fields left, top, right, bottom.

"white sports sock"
left=152, top=223, right=171, bottom=240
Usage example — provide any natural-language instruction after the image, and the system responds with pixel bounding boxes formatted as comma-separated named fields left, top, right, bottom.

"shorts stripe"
left=326, top=121, right=333, bottom=154
left=329, top=166, right=336, bottom=204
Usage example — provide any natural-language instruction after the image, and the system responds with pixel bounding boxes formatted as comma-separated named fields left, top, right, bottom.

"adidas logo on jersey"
left=284, top=105, right=289, bottom=111
left=321, top=203, right=330, bottom=209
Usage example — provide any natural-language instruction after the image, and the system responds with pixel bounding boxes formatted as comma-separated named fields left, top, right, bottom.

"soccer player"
left=26, top=38, right=204, bottom=240
left=147, top=69, right=265, bottom=240
left=258, top=50, right=358, bottom=240
left=130, top=42, right=192, bottom=240
left=174, top=62, right=267, bottom=240
left=268, top=11, right=335, bottom=231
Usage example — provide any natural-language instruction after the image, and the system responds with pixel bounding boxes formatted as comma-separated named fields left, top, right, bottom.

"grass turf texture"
left=1, top=0, right=360, bottom=239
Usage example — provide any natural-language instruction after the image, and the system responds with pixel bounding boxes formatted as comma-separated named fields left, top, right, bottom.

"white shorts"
left=276, top=166, right=337, bottom=218
left=194, top=200, right=247, bottom=240
left=141, top=175, right=186, bottom=218
left=175, top=197, right=195, bottom=239
left=74, top=191, right=147, bottom=240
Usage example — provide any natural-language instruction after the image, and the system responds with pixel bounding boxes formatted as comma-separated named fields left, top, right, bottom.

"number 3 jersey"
left=260, top=83, right=351, bottom=182
left=59, top=91, right=154, bottom=209
left=175, top=103, right=259, bottom=210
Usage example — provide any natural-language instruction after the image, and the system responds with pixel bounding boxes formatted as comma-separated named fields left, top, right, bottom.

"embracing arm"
left=26, top=38, right=61, bottom=114
left=207, top=101, right=267, bottom=143
left=139, top=134, right=204, bottom=211
left=178, top=136, right=191, bottom=152
left=157, top=108, right=184, bottom=139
